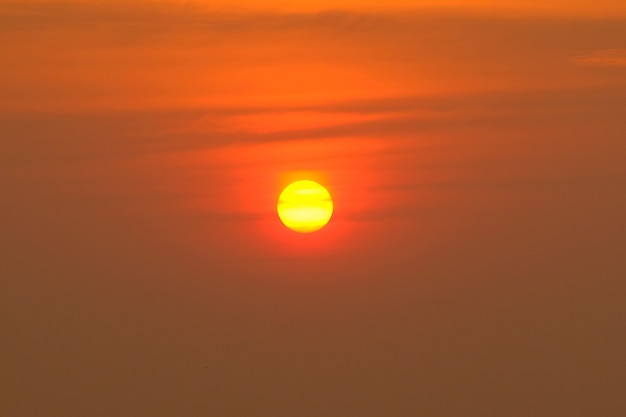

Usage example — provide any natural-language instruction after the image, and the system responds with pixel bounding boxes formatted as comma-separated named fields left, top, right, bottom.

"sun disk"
left=277, top=180, right=333, bottom=233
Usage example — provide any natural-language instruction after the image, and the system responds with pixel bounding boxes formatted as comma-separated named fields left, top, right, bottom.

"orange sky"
left=13, top=0, right=626, bottom=14
left=2, top=1, right=626, bottom=416
left=3, top=0, right=626, bottom=114
left=223, top=0, right=626, bottom=16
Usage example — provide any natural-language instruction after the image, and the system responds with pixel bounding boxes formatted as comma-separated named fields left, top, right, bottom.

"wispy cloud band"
left=574, top=49, right=626, bottom=67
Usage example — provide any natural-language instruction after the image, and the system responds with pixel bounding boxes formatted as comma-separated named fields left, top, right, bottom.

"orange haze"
left=2, top=1, right=625, bottom=416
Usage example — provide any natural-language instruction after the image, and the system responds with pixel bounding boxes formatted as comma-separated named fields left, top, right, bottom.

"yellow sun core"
left=277, top=180, right=333, bottom=233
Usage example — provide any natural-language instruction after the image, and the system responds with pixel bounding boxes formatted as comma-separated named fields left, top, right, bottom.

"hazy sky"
left=2, top=1, right=625, bottom=416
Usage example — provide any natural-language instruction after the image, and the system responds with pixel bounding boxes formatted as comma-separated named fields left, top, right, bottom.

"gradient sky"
left=2, top=1, right=626, bottom=416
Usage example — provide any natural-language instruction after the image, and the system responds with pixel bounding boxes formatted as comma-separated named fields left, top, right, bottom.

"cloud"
left=3, top=84, right=624, bottom=174
left=573, top=49, right=626, bottom=67
left=2, top=2, right=626, bottom=115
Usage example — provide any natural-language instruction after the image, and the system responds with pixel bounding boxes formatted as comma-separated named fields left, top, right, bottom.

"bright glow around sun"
left=277, top=180, right=333, bottom=233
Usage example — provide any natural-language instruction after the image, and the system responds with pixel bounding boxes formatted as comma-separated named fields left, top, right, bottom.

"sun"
left=277, top=180, right=333, bottom=233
